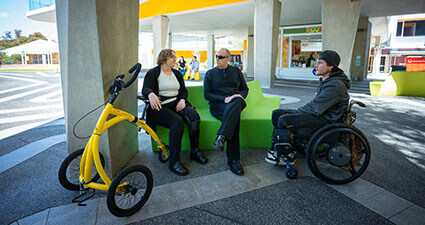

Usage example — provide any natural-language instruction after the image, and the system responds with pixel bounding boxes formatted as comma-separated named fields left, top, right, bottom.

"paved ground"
left=1, top=71, right=425, bottom=225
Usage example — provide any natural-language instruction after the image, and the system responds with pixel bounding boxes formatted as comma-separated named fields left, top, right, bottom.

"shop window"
left=396, top=20, right=425, bottom=37
left=380, top=56, right=386, bottom=72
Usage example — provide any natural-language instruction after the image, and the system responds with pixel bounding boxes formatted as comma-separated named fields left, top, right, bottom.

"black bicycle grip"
left=123, top=63, right=141, bottom=88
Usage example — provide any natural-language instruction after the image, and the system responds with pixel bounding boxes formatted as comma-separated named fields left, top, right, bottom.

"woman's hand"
left=224, top=94, right=243, bottom=103
left=148, top=93, right=162, bottom=111
left=176, top=99, right=186, bottom=112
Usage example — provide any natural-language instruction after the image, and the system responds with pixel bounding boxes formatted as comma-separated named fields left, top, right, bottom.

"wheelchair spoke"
left=348, top=162, right=357, bottom=175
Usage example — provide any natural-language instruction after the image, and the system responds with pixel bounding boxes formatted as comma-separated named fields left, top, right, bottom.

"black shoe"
left=213, top=135, right=226, bottom=151
left=190, top=148, right=208, bottom=164
left=228, top=160, right=244, bottom=176
left=169, top=161, right=188, bottom=176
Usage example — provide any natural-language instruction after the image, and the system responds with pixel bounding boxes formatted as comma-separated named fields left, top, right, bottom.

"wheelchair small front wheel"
left=306, top=124, right=371, bottom=185
left=107, top=164, right=153, bottom=217
left=58, top=149, right=105, bottom=191
left=286, top=168, right=298, bottom=179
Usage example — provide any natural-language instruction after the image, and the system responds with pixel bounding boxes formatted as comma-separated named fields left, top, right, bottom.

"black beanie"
left=319, top=50, right=341, bottom=67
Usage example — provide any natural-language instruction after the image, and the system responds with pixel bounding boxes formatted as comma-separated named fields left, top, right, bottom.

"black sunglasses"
left=215, top=55, right=228, bottom=59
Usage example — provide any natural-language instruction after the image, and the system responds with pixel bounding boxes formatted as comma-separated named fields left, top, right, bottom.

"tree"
left=2, top=31, right=12, bottom=40
left=0, top=31, right=48, bottom=50
left=14, top=29, right=22, bottom=40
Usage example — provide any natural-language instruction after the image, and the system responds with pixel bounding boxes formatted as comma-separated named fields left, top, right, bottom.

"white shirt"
left=158, top=70, right=180, bottom=105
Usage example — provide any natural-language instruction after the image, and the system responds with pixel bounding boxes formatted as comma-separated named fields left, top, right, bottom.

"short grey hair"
left=218, top=48, right=231, bottom=57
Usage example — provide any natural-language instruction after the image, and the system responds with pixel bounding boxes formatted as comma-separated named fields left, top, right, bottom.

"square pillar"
left=322, top=0, right=362, bottom=75
left=247, top=26, right=254, bottom=77
left=56, top=0, right=139, bottom=176
left=350, top=17, right=371, bottom=82
left=254, top=0, right=281, bottom=88
left=153, top=15, right=169, bottom=63
left=207, top=34, right=215, bottom=69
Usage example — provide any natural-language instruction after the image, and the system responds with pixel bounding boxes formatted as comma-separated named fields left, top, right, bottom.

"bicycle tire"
left=107, top=164, right=153, bottom=217
left=58, top=148, right=105, bottom=191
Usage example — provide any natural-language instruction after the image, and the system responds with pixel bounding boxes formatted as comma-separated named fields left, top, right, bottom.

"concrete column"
left=372, top=36, right=381, bottom=74
left=56, top=0, right=139, bottom=176
left=322, top=0, right=361, bottom=75
left=207, top=34, right=215, bottom=69
left=254, top=0, right=281, bottom=88
left=350, top=17, right=371, bottom=82
left=247, top=26, right=254, bottom=77
left=168, top=32, right=172, bottom=48
left=153, top=15, right=169, bottom=63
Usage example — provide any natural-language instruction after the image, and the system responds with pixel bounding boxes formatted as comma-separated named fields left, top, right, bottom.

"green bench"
left=369, top=72, right=425, bottom=97
left=150, top=80, right=281, bottom=151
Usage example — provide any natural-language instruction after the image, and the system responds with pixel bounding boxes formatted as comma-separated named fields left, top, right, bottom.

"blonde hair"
left=157, top=49, right=175, bottom=65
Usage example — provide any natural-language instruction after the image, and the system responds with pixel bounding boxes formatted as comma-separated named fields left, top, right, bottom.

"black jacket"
left=203, top=66, right=249, bottom=105
left=297, top=72, right=351, bottom=122
left=142, top=65, right=188, bottom=101
left=142, top=66, right=188, bottom=129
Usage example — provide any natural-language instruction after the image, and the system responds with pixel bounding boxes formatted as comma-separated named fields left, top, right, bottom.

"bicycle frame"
left=79, top=103, right=167, bottom=191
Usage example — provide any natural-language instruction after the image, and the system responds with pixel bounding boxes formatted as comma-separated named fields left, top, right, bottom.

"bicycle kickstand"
left=72, top=185, right=96, bottom=206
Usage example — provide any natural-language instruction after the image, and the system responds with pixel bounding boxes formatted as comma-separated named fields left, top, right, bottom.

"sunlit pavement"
left=1, top=72, right=425, bottom=224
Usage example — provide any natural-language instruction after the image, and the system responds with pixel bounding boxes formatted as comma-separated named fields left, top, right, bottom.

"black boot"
left=169, top=161, right=188, bottom=176
left=190, top=147, right=208, bottom=164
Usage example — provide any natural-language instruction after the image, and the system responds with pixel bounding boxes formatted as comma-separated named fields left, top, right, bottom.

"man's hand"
left=176, top=99, right=186, bottom=112
left=224, top=94, right=243, bottom=103
left=148, top=93, right=162, bottom=111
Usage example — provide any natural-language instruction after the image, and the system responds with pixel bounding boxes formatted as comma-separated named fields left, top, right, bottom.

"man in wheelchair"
left=266, top=50, right=350, bottom=166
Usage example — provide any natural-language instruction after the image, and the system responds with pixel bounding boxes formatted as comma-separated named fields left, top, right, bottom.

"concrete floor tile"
left=360, top=190, right=414, bottom=218
left=46, top=198, right=99, bottom=225
left=390, top=205, right=425, bottom=225
left=17, top=209, right=49, bottom=225
left=328, top=177, right=385, bottom=201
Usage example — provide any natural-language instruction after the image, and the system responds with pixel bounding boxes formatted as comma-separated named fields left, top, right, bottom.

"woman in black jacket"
left=142, top=49, right=207, bottom=176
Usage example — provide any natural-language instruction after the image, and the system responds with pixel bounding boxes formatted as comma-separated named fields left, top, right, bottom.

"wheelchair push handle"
left=349, top=100, right=366, bottom=112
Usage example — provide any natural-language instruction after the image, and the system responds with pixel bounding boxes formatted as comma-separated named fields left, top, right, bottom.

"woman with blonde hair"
left=142, top=49, right=207, bottom=176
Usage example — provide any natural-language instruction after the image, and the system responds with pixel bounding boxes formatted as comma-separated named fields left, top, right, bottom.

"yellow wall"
left=175, top=50, right=243, bottom=63
left=140, top=0, right=249, bottom=19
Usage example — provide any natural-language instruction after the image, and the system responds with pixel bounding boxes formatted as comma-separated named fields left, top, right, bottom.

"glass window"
left=415, top=20, right=425, bottom=36
left=396, top=22, right=403, bottom=36
left=403, top=23, right=415, bottom=36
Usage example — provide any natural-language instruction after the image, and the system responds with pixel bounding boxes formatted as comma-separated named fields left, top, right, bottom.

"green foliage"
left=0, top=53, right=22, bottom=64
left=0, top=31, right=47, bottom=51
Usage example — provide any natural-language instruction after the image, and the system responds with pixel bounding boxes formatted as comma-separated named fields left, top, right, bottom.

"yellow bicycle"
left=58, top=63, right=169, bottom=217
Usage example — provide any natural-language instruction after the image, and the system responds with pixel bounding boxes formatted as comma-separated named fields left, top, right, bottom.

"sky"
left=0, top=0, right=57, bottom=41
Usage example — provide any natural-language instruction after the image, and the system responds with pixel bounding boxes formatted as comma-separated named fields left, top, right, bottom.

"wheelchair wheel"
left=58, top=149, right=105, bottom=191
left=306, top=124, right=370, bottom=185
left=107, top=164, right=153, bottom=217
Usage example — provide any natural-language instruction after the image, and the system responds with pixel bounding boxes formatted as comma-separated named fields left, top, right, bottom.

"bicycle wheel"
left=306, top=124, right=371, bottom=184
left=58, top=149, right=105, bottom=191
left=107, top=164, right=153, bottom=217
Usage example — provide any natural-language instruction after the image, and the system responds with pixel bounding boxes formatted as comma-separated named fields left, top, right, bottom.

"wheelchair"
left=274, top=100, right=371, bottom=185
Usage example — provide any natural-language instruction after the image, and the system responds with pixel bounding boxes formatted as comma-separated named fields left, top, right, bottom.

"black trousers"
left=272, top=109, right=328, bottom=139
left=149, top=100, right=200, bottom=164
left=210, top=97, right=246, bottom=162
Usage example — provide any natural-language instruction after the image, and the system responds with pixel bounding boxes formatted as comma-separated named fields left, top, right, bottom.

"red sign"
left=406, top=57, right=425, bottom=72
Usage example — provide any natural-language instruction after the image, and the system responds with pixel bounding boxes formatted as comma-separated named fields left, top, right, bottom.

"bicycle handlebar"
left=123, top=63, right=141, bottom=88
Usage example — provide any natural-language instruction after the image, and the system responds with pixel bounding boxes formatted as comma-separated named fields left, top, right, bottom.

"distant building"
left=2, top=40, right=59, bottom=64
left=370, top=13, right=425, bottom=74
